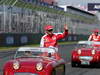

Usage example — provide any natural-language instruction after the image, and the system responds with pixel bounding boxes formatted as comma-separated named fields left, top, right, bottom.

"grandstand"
left=67, top=6, right=99, bottom=35
left=0, top=0, right=99, bottom=34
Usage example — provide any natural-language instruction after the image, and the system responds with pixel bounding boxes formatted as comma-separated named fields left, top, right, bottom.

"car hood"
left=3, top=57, right=59, bottom=73
left=76, top=48, right=93, bottom=56
left=80, top=47, right=100, bottom=51
left=78, top=47, right=100, bottom=56
left=4, top=57, right=57, bottom=68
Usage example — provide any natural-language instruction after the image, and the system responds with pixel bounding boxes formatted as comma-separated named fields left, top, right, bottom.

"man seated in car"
left=24, top=51, right=33, bottom=57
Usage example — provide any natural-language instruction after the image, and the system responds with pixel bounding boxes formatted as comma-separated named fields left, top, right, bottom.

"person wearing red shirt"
left=40, top=24, right=68, bottom=48
left=88, top=29, right=100, bottom=41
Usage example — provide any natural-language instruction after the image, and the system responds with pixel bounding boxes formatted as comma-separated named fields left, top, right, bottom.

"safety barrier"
left=0, top=33, right=89, bottom=46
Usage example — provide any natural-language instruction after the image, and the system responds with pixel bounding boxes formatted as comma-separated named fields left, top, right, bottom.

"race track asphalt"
left=1, top=44, right=100, bottom=75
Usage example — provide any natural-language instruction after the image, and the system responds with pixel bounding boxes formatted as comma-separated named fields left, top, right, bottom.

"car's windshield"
left=74, top=41, right=93, bottom=49
left=14, top=47, right=56, bottom=58
left=75, top=44, right=93, bottom=49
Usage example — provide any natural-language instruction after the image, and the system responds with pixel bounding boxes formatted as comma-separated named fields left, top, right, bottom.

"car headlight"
left=36, top=62, right=43, bottom=71
left=92, top=50, right=95, bottom=55
left=78, top=49, right=81, bottom=54
left=13, top=61, right=20, bottom=70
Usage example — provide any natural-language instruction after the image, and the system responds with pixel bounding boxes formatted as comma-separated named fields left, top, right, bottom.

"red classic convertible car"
left=71, top=41, right=100, bottom=67
left=3, top=47, right=65, bottom=75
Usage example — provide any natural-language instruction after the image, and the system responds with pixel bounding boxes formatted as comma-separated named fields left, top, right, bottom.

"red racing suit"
left=40, top=30, right=68, bottom=47
left=88, top=33, right=100, bottom=41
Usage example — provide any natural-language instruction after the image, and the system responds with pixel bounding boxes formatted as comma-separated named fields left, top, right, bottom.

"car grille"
left=14, top=72, right=38, bottom=75
left=79, top=56, right=93, bottom=61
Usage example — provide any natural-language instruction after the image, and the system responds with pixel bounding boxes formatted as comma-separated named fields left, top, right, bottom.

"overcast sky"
left=57, top=0, right=100, bottom=6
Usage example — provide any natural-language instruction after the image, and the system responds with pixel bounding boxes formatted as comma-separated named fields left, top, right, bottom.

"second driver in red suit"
left=88, top=29, right=100, bottom=42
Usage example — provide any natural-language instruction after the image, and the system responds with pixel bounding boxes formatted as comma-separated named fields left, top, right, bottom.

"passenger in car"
left=24, top=51, right=33, bottom=57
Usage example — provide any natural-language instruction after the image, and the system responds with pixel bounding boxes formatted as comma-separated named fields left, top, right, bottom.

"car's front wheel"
left=52, top=70, right=56, bottom=75
left=52, top=65, right=65, bottom=75
left=71, top=61, right=79, bottom=67
left=62, top=65, right=66, bottom=75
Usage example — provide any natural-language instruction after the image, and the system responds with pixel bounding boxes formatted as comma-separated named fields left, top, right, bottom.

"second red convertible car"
left=3, top=47, right=65, bottom=75
left=71, top=41, right=100, bottom=67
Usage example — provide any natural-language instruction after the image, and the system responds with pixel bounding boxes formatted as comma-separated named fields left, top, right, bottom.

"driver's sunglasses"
left=94, top=32, right=98, bottom=33
left=47, top=29, right=53, bottom=32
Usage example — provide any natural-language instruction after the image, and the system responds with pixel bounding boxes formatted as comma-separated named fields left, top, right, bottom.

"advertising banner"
left=6, top=36, right=14, bottom=45
left=88, top=3, right=100, bottom=11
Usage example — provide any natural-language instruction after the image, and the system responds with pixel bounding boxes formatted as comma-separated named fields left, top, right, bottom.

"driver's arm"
left=56, top=30, right=68, bottom=40
left=57, top=24, right=68, bottom=40
left=88, top=35, right=93, bottom=41
left=40, top=36, right=44, bottom=47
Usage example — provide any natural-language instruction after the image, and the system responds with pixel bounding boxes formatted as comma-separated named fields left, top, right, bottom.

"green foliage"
left=0, top=41, right=77, bottom=51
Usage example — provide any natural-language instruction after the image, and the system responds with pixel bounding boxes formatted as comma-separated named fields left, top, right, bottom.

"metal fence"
left=0, top=4, right=99, bottom=34
left=0, top=5, right=67, bottom=33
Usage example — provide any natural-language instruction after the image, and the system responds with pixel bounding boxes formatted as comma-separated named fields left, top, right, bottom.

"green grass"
left=58, top=41, right=77, bottom=45
left=0, top=41, right=77, bottom=51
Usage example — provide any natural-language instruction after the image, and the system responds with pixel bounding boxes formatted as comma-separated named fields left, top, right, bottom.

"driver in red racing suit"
left=40, top=24, right=68, bottom=48
left=88, top=29, right=100, bottom=41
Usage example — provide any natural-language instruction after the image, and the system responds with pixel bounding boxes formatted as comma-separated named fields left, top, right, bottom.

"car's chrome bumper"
left=14, top=72, right=38, bottom=75
left=79, top=56, right=93, bottom=61
left=79, top=56, right=93, bottom=65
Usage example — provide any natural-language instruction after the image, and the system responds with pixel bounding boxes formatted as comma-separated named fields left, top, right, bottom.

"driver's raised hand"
left=64, top=24, right=68, bottom=30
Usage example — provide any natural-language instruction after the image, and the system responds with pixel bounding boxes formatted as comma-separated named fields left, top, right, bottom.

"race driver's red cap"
left=44, top=25, right=54, bottom=30
left=92, top=29, right=99, bottom=32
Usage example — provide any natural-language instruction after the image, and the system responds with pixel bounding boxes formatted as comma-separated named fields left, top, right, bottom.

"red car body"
left=3, top=47, right=65, bottom=75
left=71, top=41, right=100, bottom=67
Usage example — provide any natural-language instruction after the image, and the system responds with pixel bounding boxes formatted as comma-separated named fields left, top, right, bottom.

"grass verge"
left=0, top=41, right=77, bottom=51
